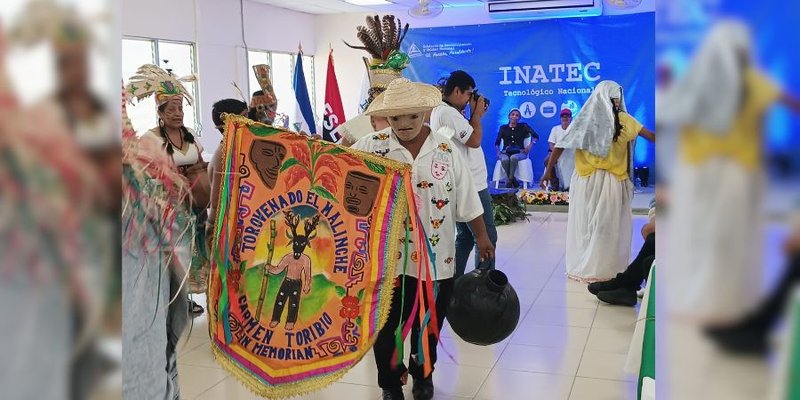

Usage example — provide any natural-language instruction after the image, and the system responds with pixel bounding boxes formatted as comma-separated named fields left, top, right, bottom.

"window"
left=247, top=49, right=317, bottom=131
left=122, top=37, right=200, bottom=135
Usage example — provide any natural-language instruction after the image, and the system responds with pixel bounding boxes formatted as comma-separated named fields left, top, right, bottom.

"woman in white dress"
left=660, top=21, right=800, bottom=324
left=542, top=81, right=655, bottom=282
left=145, top=100, right=209, bottom=306
left=122, top=89, right=191, bottom=400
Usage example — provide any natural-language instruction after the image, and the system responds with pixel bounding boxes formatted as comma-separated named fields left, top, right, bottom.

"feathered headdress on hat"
left=344, top=15, right=409, bottom=67
left=125, top=64, right=197, bottom=107
left=344, top=15, right=411, bottom=111
left=7, top=0, right=97, bottom=49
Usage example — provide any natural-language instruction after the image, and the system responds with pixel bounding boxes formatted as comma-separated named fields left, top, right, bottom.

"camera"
left=472, top=89, right=490, bottom=109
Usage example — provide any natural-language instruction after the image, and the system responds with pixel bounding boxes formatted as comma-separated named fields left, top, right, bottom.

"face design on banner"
left=250, top=140, right=288, bottom=189
left=344, top=171, right=381, bottom=217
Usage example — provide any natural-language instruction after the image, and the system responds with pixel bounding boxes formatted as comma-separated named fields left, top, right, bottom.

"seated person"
left=545, top=108, right=574, bottom=191
left=705, top=209, right=800, bottom=354
left=494, top=108, right=537, bottom=188
left=588, top=197, right=656, bottom=306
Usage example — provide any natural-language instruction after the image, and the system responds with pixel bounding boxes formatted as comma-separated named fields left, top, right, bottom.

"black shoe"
left=705, top=324, right=768, bottom=355
left=412, top=375, right=434, bottom=400
left=382, top=388, right=405, bottom=400
left=596, top=288, right=638, bottom=306
left=587, top=279, right=622, bottom=295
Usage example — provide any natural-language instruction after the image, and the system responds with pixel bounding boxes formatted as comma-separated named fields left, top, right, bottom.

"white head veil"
left=656, top=20, right=752, bottom=135
left=557, top=80, right=626, bottom=158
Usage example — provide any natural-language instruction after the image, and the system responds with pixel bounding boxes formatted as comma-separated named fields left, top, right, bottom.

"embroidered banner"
left=209, top=116, right=412, bottom=397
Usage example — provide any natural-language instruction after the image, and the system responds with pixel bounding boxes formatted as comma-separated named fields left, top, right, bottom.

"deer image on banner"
left=267, top=211, right=320, bottom=330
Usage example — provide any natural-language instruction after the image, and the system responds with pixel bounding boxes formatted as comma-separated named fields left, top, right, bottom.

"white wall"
left=122, top=0, right=316, bottom=151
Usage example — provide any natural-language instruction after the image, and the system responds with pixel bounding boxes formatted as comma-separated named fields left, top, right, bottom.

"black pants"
left=373, top=276, right=454, bottom=389
left=747, top=252, right=800, bottom=329
left=272, top=278, right=301, bottom=324
left=614, top=233, right=655, bottom=291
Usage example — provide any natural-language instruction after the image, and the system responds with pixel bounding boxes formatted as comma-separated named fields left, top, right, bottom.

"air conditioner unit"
left=485, top=0, right=603, bottom=20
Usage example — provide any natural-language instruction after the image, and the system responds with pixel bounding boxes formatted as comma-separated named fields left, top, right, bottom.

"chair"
left=492, top=137, right=534, bottom=189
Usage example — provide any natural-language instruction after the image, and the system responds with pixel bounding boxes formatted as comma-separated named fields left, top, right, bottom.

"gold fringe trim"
left=209, top=342, right=348, bottom=399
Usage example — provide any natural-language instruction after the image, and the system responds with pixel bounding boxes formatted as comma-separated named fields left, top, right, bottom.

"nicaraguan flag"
left=293, top=53, right=316, bottom=134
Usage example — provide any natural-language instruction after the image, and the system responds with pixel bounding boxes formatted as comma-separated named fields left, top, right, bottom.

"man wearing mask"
left=430, top=70, right=496, bottom=278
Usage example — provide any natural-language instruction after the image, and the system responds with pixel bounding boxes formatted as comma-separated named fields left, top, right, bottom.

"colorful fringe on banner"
left=208, top=116, right=441, bottom=398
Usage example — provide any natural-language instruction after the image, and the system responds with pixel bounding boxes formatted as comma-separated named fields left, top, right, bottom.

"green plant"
left=491, top=193, right=528, bottom=225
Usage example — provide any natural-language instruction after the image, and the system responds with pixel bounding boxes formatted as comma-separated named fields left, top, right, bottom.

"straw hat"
left=365, top=78, right=442, bottom=117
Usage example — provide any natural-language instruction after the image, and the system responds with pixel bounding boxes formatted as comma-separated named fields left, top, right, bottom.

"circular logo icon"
left=519, top=102, right=536, bottom=118
left=561, top=100, right=579, bottom=117
left=540, top=101, right=558, bottom=118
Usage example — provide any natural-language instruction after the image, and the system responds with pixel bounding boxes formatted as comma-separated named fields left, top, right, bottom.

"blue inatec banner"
left=402, top=13, right=655, bottom=182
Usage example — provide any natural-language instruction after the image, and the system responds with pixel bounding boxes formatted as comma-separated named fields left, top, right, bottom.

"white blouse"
left=143, top=127, right=204, bottom=167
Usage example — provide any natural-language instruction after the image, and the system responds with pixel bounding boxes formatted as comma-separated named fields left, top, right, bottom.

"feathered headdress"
left=7, top=0, right=96, bottom=50
left=344, top=15, right=410, bottom=67
left=125, top=64, right=197, bottom=107
left=343, top=15, right=411, bottom=112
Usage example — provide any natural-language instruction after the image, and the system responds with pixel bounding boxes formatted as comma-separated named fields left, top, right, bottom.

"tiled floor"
left=178, top=212, right=647, bottom=399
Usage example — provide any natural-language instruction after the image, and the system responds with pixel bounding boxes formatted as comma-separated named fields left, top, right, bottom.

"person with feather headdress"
left=7, top=4, right=122, bottom=397
left=0, top=23, right=107, bottom=399
left=121, top=82, right=192, bottom=400
left=352, top=78, right=494, bottom=400
left=7, top=0, right=117, bottom=154
left=339, top=14, right=410, bottom=147
left=126, top=64, right=209, bottom=314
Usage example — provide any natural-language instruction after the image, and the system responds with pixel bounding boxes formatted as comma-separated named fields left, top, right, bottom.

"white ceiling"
left=250, top=0, right=485, bottom=15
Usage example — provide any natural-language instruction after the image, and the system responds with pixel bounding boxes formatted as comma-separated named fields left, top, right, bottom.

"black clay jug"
left=447, top=269, right=520, bottom=345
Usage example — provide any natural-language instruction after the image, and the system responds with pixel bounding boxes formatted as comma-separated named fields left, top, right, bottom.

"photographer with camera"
left=431, top=70, right=497, bottom=278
